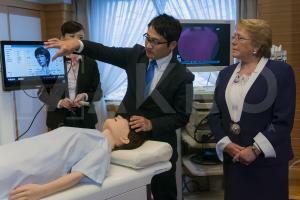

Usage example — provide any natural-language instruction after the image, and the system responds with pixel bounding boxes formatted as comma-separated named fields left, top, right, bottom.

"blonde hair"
left=238, top=19, right=272, bottom=58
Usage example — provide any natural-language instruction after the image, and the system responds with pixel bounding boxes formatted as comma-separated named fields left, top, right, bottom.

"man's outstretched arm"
left=44, top=38, right=81, bottom=60
left=9, top=171, right=84, bottom=200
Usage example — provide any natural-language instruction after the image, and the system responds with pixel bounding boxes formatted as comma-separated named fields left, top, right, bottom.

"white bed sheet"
left=43, top=162, right=171, bottom=200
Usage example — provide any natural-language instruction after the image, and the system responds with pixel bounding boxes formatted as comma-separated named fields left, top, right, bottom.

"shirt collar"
left=66, top=54, right=82, bottom=61
left=235, top=57, right=268, bottom=74
left=150, top=51, right=173, bottom=71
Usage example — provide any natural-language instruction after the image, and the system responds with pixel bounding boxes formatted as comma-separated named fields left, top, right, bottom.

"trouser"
left=151, top=161, right=177, bottom=200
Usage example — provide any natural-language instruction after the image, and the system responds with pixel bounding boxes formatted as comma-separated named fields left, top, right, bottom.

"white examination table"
left=43, top=140, right=173, bottom=200
left=43, top=162, right=171, bottom=200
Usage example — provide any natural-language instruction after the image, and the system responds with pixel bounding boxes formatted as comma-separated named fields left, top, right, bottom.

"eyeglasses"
left=232, top=34, right=251, bottom=42
left=143, top=33, right=169, bottom=46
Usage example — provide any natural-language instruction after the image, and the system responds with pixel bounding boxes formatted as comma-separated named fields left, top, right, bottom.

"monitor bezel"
left=0, top=40, right=67, bottom=91
left=179, top=19, right=235, bottom=72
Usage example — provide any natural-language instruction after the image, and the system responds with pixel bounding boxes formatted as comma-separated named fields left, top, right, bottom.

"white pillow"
left=111, top=140, right=173, bottom=169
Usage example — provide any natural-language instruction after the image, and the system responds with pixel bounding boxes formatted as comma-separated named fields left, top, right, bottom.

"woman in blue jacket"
left=208, top=19, right=295, bottom=200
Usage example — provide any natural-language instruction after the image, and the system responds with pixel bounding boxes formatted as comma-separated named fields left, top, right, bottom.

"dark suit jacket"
left=208, top=59, right=295, bottom=165
left=38, top=56, right=102, bottom=129
left=81, top=41, right=194, bottom=162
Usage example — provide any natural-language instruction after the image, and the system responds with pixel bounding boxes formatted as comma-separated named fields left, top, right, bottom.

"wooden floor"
left=289, top=165, right=300, bottom=200
left=182, top=163, right=300, bottom=200
left=183, top=165, right=300, bottom=200
left=184, top=191, right=224, bottom=200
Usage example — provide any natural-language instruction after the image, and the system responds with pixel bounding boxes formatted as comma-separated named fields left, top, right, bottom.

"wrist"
left=57, top=99, right=63, bottom=108
left=83, top=93, right=88, bottom=101
left=251, top=145, right=261, bottom=158
left=146, top=119, right=152, bottom=131
left=38, top=184, right=49, bottom=198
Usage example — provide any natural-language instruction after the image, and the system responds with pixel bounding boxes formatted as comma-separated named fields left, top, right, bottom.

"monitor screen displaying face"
left=0, top=41, right=66, bottom=91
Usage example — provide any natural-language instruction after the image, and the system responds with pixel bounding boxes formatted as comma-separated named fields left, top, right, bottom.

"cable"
left=193, top=116, right=211, bottom=143
left=190, top=151, right=221, bottom=165
left=182, top=174, right=200, bottom=193
left=206, top=72, right=211, bottom=86
left=23, top=90, right=39, bottom=98
left=15, top=104, right=45, bottom=141
left=16, top=57, right=75, bottom=140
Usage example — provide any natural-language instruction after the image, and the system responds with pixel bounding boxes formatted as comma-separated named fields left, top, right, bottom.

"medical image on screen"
left=4, top=45, right=64, bottom=78
left=0, top=41, right=67, bottom=91
left=177, top=23, right=231, bottom=66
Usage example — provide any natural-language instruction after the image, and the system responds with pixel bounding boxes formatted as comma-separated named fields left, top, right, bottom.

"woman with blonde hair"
left=208, top=19, right=295, bottom=200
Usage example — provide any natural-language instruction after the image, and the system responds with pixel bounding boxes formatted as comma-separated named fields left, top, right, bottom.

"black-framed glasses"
left=232, top=34, right=251, bottom=42
left=143, top=33, right=169, bottom=46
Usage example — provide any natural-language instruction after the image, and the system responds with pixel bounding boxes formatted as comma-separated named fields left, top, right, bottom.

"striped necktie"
left=144, top=60, right=157, bottom=98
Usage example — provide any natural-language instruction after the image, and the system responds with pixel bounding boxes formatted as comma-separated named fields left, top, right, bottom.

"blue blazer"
left=208, top=59, right=295, bottom=165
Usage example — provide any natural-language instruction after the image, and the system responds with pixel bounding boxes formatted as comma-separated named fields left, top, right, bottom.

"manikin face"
left=62, top=30, right=85, bottom=40
left=103, top=115, right=130, bottom=147
left=36, top=54, right=48, bottom=67
left=145, top=26, right=177, bottom=60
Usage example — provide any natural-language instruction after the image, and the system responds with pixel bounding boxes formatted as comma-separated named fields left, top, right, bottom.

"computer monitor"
left=177, top=19, right=235, bottom=72
left=0, top=41, right=66, bottom=91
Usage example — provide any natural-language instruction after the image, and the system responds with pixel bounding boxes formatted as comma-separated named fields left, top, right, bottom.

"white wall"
left=0, top=9, right=47, bottom=144
left=0, top=12, right=16, bottom=144
left=9, top=14, right=47, bottom=139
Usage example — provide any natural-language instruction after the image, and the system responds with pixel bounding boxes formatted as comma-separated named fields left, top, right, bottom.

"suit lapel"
left=139, top=54, right=177, bottom=106
left=75, top=59, right=83, bottom=95
left=136, top=56, right=149, bottom=106
left=155, top=61, right=176, bottom=89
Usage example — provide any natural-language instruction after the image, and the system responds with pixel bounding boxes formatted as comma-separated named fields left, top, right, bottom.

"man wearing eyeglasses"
left=45, top=13, right=194, bottom=200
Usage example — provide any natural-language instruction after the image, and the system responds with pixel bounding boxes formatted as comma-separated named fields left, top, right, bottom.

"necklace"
left=233, top=74, right=249, bottom=84
left=67, top=62, right=78, bottom=81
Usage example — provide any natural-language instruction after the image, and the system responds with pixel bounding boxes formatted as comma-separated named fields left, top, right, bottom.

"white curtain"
left=153, top=0, right=236, bottom=20
left=89, top=0, right=157, bottom=128
left=89, top=0, right=236, bottom=127
left=236, top=0, right=257, bottom=19
left=72, top=0, right=91, bottom=39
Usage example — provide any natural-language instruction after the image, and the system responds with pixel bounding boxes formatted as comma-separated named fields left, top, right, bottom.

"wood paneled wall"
left=0, top=0, right=73, bottom=40
left=257, top=0, right=300, bottom=163
left=43, top=3, right=73, bottom=39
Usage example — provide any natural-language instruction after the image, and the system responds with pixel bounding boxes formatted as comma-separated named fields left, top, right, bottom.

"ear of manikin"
left=120, top=136, right=130, bottom=144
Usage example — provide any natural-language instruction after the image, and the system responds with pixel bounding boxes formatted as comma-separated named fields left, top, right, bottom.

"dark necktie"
left=144, top=60, right=157, bottom=98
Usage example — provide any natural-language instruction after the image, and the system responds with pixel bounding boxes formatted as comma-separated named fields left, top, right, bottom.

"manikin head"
left=102, top=115, right=148, bottom=150
left=35, top=47, right=50, bottom=68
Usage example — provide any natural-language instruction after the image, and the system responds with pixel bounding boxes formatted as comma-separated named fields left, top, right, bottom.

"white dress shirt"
left=67, top=56, right=80, bottom=101
left=148, top=52, right=172, bottom=94
left=57, top=55, right=88, bottom=108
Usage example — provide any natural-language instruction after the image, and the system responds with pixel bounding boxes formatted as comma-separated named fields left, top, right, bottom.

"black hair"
left=34, top=47, right=50, bottom=66
left=61, top=20, right=84, bottom=36
left=114, top=116, right=149, bottom=150
left=148, top=13, right=182, bottom=43
left=117, top=129, right=149, bottom=150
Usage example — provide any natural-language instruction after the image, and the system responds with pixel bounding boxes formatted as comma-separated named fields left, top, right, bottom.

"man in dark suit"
left=38, top=21, right=102, bottom=130
left=45, top=14, right=194, bottom=200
